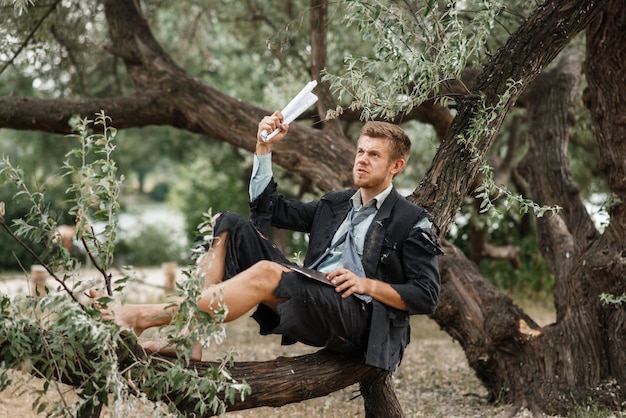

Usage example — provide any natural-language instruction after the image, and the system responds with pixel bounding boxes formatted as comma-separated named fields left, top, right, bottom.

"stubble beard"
left=353, top=163, right=392, bottom=191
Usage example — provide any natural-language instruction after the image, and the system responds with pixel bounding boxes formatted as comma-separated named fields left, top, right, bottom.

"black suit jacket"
left=250, top=180, right=442, bottom=371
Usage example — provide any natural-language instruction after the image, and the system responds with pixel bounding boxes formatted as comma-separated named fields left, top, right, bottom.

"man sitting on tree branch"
left=91, top=112, right=442, bottom=372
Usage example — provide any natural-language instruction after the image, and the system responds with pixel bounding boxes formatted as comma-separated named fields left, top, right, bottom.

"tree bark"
left=360, top=372, right=404, bottom=418
left=310, top=0, right=345, bottom=139
left=418, top=0, right=625, bottom=414
left=434, top=17, right=626, bottom=413
left=191, top=352, right=402, bottom=417
left=517, top=47, right=613, bottom=413
left=9, top=329, right=399, bottom=417
left=411, top=0, right=606, bottom=234
left=582, top=0, right=626, bottom=396
left=519, top=48, right=588, bottom=314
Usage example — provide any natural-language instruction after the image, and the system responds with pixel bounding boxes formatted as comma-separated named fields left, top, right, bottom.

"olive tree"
left=0, top=0, right=624, bottom=416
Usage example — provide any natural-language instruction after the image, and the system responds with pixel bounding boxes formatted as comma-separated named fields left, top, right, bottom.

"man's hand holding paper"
left=256, top=112, right=289, bottom=154
left=260, top=80, right=318, bottom=143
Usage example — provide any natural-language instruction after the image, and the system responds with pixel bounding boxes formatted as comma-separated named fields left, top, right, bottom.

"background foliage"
left=0, top=113, right=248, bottom=416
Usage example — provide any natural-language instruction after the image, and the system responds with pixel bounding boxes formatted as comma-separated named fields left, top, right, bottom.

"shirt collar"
left=350, top=184, right=393, bottom=210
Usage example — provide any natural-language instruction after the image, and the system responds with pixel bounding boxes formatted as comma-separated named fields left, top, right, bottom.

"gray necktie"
left=341, top=205, right=376, bottom=302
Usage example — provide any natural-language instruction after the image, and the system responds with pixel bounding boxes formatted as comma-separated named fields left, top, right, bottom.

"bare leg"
left=90, top=260, right=289, bottom=336
left=88, top=290, right=174, bottom=336
left=197, top=230, right=229, bottom=288
left=90, top=219, right=286, bottom=362
left=197, top=260, right=288, bottom=320
left=186, top=228, right=229, bottom=359
left=153, top=257, right=285, bottom=361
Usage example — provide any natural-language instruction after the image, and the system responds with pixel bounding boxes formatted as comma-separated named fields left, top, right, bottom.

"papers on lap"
left=281, top=263, right=333, bottom=287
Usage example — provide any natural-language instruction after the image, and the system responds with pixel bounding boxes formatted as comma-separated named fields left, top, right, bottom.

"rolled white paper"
left=261, top=80, right=318, bottom=142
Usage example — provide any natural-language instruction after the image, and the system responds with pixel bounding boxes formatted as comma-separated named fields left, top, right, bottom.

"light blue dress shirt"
left=249, top=153, right=393, bottom=274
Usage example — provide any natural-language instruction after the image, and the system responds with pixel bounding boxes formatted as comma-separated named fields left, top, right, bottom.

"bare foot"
left=140, top=340, right=203, bottom=361
left=88, top=289, right=146, bottom=336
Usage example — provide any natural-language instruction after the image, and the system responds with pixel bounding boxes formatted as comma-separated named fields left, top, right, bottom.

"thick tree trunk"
left=442, top=4, right=626, bottom=410
left=431, top=22, right=626, bottom=412
left=422, top=1, right=625, bottom=414
left=433, top=241, right=546, bottom=413
left=516, top=47, right=617, bottom=413
left=517, top=2, right=626, bottom=408
left=582, top=0, right=626, bottom=396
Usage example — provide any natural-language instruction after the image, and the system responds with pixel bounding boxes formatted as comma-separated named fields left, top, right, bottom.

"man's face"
left=352, top=136, right=403, bottom=192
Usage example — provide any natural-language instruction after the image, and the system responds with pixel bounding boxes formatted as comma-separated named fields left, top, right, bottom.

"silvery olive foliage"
left=0, top=113, right=249, bottom=417
left=325, top=0, right=502, bottom=121
left=325, top=1, right=559, bottom=217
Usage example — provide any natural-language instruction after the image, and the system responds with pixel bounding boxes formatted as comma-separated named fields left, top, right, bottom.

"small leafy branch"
left=600, top=293, right=626, bottom=308
left=323, top=1, right=560, bottom=223
left=457, top=80, right=562, bottom=219
left=0, top=112, right=249, bottom=417
left=456, top=78, right=523, bottom=160
left=63, top=112, right=123, bottom=295
left=0, top=112, right=123, bottom=302
left=4, top=0, right=37, bottom=15
left=474, top=162, right=562, bottom=218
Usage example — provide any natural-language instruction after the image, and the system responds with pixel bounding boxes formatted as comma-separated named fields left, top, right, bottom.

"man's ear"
left=391, top=158, right=406, bottom=175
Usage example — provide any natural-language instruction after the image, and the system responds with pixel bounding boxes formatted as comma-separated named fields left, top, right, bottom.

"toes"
left=88, top=288, right=104, bottom=299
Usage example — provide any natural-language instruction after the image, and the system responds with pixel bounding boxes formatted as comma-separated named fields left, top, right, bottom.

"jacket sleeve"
left=249, top=178, right=318, bottom=236
left=389, top=223, right=442, bottom=315
left=248, top=180, right=277, bottom=235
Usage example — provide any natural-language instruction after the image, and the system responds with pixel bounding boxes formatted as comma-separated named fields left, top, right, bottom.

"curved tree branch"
left=0, top=0, right=357, bottom=192
left=8, top=327, right=399, bottom=416
left=0, top=93, right=176, bottom=133
left=411, top=0, right=605, bottom=233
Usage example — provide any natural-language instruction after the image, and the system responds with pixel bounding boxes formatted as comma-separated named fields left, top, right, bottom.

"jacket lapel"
left=362, top=189, right=399, bottom=275
left=315, top=191, right=353, bottom=254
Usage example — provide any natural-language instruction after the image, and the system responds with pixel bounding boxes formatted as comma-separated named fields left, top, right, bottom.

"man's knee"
left=246, top=260, right=288, bottom=307
left=248, top=260, right=286, bottom=287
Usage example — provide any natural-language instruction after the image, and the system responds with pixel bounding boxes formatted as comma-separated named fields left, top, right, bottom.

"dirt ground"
left=0, top=270, right=619, bottom=417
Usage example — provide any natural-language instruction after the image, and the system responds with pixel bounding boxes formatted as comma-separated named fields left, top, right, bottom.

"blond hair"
left=360, top=121, right=411, bottom=161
